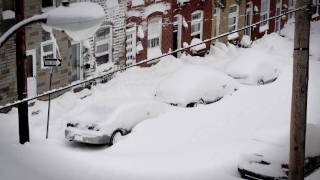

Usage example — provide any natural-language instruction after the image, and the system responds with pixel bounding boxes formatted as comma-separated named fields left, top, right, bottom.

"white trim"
left=71, top=41, right=84, bottom=81
left=94, top=25, right=113, bottom=61
left=26, top=49, right=37, bottom=99
left=245, top=2, right=253, bottom=36
left=275, top=0, right=282, bottom=32
left=40, top=39, right=56, bottom=69
left=26, top=49, right=37, bottom=77
left=126, top=24, right=137, bottom=65
left=228, top=4, right=239, bottom=33
left=191, top=10, right=203, bottom=40
left=259, top=0, right=270, bottom=32
left=173, top=14, right=182, bottom=57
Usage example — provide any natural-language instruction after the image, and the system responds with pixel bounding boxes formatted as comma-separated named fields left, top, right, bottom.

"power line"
left=0, top=5, right=308, bottom=111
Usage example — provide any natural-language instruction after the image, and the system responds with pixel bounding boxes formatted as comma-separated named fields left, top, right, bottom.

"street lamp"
left=0, top=1, right=104, bottom=144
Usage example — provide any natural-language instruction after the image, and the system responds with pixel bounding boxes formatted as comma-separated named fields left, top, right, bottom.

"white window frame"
left=94, top=25, right=112, bottom=58
left=40, top=39, right=56, bottom=69
left=147, top=17, right=162, bottom=49
left=126, top=24, right=137, bottom=65
left=228, top=4, right=239, bottom=33
left=312, top=0, right=320, bottom=17
left=260, top=0, right=270, bottom=31
left=288, top=0, right=295, bottom=19
left=191, top=10, right=204, bottom=40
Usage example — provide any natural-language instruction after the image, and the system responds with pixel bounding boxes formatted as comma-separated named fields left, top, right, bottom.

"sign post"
left=44, top=58, right=61, bottom=139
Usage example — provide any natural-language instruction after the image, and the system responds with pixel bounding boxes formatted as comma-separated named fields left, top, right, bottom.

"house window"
left=288, top=0, right=295, bottom=19
left=147, top=17, right=162, bottom=49
left=147, top=17, right=162, bottom=59
left=228, top=4, right=239, bottom=32
left=95, top=26, right=112, bottom=65
left=260, top=0, right=270, bottom=28
left=40, top=40, right=56, bottom=69
left=191, top=11, right=203, bottom=39
left=42, top=0, right=56, bottom=8
left=126, top=24, right=137, bottom=65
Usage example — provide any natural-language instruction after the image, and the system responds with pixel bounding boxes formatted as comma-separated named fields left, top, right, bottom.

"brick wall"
left=216, top=0, right=246, bottom=43
left=250, top=0, right=289, bottom=40
left=171, top=0, right=213, bottom=54
left=0, top=0, right=74, bottom=107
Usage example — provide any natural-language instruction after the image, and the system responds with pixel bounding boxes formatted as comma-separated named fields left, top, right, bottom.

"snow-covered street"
left=0, top=21, right=319, bottom=180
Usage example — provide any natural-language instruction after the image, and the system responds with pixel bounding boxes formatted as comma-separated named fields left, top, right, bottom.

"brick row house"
left=0, top=0, right=74, bottom=109
left=0, top=0, right=127, bottom=109
left=1, top=0, right=319, bottom=110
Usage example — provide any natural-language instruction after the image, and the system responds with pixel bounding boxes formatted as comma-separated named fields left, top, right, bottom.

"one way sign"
left=44, top=58, right=62, bottom=67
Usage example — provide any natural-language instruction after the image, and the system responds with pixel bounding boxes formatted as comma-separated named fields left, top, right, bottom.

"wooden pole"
left=15, top=0, right=30, bottom=144
left=289, top=0, right=312, bottom=179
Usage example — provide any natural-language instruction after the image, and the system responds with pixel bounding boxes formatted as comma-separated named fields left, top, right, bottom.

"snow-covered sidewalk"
left=0, top=21, right=319, bottom=180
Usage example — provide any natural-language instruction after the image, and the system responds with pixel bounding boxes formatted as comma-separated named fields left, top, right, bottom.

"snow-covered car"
left=154, top=64, right=239, bottom=107
left=238, top=124, right=320, bottom=179
left=65, top=100, right=169, bottom=145
left=226, top=58, right=279, bottom=85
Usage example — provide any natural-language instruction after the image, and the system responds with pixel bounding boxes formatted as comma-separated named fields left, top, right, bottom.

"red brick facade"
left=126, top=0, right=212, bottom=66
left=249, top=0, right=288, bottom=40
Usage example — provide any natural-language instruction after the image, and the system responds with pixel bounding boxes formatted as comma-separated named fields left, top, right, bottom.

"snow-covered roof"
left=127, top=2, right=170, bottom=19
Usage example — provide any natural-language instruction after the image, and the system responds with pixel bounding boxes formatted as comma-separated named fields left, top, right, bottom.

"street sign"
left=44, top=58, right=62, bottom=67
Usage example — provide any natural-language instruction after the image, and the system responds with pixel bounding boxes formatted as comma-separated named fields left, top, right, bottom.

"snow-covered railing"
left=0, top=5, right=310, bottom=111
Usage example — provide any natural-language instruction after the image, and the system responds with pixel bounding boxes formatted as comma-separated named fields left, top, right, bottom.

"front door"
left=275, top=0, right=282, bottom=32
left=26, top=49, right=37, bottom=102
left=172, top=15, right=182, bottom=58
left=245, top=2, right=253, bottom=37
left=71, top=42, right=83, bottom=81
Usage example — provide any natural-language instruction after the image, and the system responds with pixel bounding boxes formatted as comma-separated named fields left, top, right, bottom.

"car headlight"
left=87, top=124, right=100, bottom=131
left=67, top=122, right=79, bottom=128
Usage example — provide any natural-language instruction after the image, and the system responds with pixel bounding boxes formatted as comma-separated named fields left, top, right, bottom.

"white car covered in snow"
left=226, top=58, right=279, bottom=85
left=65, top=100, right=169, bottom=145
left=154, top=64, right=239, bottom=107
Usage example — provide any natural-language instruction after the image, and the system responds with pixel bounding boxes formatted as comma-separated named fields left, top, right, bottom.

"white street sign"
left=44, top=58, right=62, bottom=67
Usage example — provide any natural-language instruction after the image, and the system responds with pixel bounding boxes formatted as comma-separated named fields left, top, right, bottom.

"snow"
left=183, top=17, right=188, bottom=28
left=259, top=24, right=269, bottom=33
left=106, top=0, right=119, bottom=8
left=2, top=10, right=15, bottom=20
left=147, top=47, right=162, bottom=59
left=227, top=32, right=239, bottom=40
left=128, top=2, right=170, bottom=19
left=131, top=0, right=144, bottom=7
left=46, top=2, right=105, bottom=41
left=155, top=64, right=238, bottom=107
left=137, top=25, right=144, bottom=39
left=1, top=21, right=320, bottom=180
left=136, top=41, right=143, bottom=53
left=177, top=0, right=190, bottom=5
left=240, top=35, right=252, bottom=48
left=190, top=38, right=206, bottom=52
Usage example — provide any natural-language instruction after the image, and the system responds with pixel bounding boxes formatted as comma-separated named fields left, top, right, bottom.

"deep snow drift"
left=0, top=21, right=319, bottom=180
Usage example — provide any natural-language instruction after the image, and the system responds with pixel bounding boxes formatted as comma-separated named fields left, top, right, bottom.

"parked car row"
left=65, top=58, right=279, bottom=146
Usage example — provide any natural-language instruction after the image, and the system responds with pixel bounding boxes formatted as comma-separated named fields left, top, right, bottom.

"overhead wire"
left=0, top=5, right=309, bottom=111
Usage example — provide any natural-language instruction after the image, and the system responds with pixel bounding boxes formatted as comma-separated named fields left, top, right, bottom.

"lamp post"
left=0, top=1, right=104, bottom=144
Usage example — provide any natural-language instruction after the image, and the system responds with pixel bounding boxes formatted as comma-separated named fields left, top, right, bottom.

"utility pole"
left=15, top=0, right=30, bottom=144
left=289, top=0, right=312, bottom=180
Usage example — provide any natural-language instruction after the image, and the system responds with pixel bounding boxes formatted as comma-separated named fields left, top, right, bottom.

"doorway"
left=172, top=15, right=182, bottom=58
left=71, top=42, right=83, bottom=81
left=275, top=0, right=282, bottom=32
left=26, top=49, right=37, bottom=104
left=245, top=2, right=253, bottom=37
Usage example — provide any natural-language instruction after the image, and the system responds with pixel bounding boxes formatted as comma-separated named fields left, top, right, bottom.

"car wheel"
left=110, top=130, right=123, bottom=146
left=110, top=129, right=131, bottom=146
left=257, top=79, right=265, bottom=85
